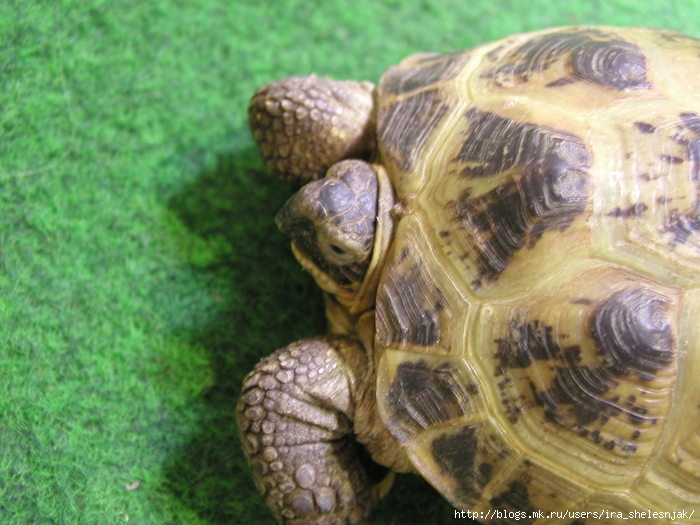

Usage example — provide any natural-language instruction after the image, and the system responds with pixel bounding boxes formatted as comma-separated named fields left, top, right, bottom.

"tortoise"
left=238, top=26, right=700, bottom=524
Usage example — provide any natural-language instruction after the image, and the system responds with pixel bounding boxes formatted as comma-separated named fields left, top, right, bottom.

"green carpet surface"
left=3, top=1, right=699, bottom=523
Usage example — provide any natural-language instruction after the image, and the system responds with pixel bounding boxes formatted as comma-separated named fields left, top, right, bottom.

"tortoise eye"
left=318, top=234, right=362, bottom=265
left=329, top=244, right=346, bottom=255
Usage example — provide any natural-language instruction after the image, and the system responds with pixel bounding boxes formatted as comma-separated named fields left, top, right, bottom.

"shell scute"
left=480, top=28, right=651, bottom=91
left=591, top=109, right=700, bottom=286
left=376, top=350, right=483, bottom=445
left=430, top=425, right=492, bottom=506
left=377, top=51, right=472, bottom=194
left=410, top=422, right=517, bottom=511
left=377, top=88, right=452, bottom=176
left=480, top=268, right=679, bottom=479
left=375, top=246, right=444, bottom=347
left=380, top=50, right=470, bottom=96
left=447, top=108, right=593, bottom=285
left=384, top=358, right=476, bottom=444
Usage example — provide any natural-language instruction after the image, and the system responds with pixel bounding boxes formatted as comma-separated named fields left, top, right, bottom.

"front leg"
left=238, top=337, right=379, bottom=524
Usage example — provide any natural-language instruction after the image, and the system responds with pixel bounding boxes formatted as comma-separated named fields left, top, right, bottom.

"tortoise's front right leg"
left=238, top=337, right=378, bottom=524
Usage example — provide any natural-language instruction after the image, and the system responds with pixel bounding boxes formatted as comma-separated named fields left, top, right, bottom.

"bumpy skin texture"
left=238, top=338, right=378, bottom=525
left=248, top=75, right=376, bottom=184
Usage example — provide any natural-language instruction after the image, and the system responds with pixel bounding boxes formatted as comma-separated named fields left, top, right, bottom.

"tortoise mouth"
left=276, top=211, right=369, bottom=298
left=289, top=241, right=347, bottom=296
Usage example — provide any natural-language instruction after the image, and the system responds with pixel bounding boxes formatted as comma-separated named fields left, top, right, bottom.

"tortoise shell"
left=372, top=27, right=700, bottom=520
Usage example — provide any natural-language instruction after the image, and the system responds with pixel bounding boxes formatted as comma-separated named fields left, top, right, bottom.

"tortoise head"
left=249, top=75, right=376, bottom=185
left=275, top=160, right=381, bottom=299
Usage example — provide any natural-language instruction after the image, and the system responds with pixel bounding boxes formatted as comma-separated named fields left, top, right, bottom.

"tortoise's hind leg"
left=238, top=337, right=380, bottom=524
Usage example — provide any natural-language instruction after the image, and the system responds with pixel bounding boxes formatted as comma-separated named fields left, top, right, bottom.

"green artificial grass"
left=2, top=1, right=699, bottom=523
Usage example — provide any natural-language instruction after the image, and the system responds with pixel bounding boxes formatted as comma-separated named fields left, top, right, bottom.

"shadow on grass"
left=162, top=143, right=469, bottom=524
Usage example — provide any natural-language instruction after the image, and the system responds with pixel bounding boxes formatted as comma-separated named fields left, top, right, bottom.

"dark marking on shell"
left=607, top=203, right=648, bottom=217
left=452, top=110, right=591, bottom=282
left=381, top=51, right=466, bottom=95
left=377, top=89, right=450, bottom=172
left=666, top=209, right=700, bottom=244
left=570, top=39, right=650, bottom=90
left=456, top=109, right=592, bottom=179
left=680, top=112, right=700, bottom=135
left=674, top=113, right=700, bottom=181
left=689, top=140, right=700, bottom=183
left=497, top=375, right=524, bottom=424
left=431, top=426, right=491, bottom=505
left=489, top=481, right=534, bottom=518
left=634, top=121, right=656, bottom=134
left=590, top=288, right=674, bottom=379
left=621, top=442, right=638, bottom=454
left=661, top=113, right=700, bottom=245
left=537, top=365, right=619, bottom=428
left=660, top=154, right=684, bottom=164
left=495, top=307, right=665, bottom=447
left=483, top=29, right=650, bottom=91
left=495, top=320, right=561, bottom=370
left=386, top=360, right=474, bottom=443
left=376, top=260, right=443, bottom=347
left=545, top=76, right=578, bottom=88
left=624, top=395, right=657, bottom=426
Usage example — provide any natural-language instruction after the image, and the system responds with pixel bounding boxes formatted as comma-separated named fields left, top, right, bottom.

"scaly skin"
left=248, top=75, right=376, bottom=185
left=238, top=337, right=379, bottom=524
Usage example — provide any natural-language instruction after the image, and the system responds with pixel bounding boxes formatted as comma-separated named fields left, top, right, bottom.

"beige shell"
left=372, top=27, right=700, bottom=523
